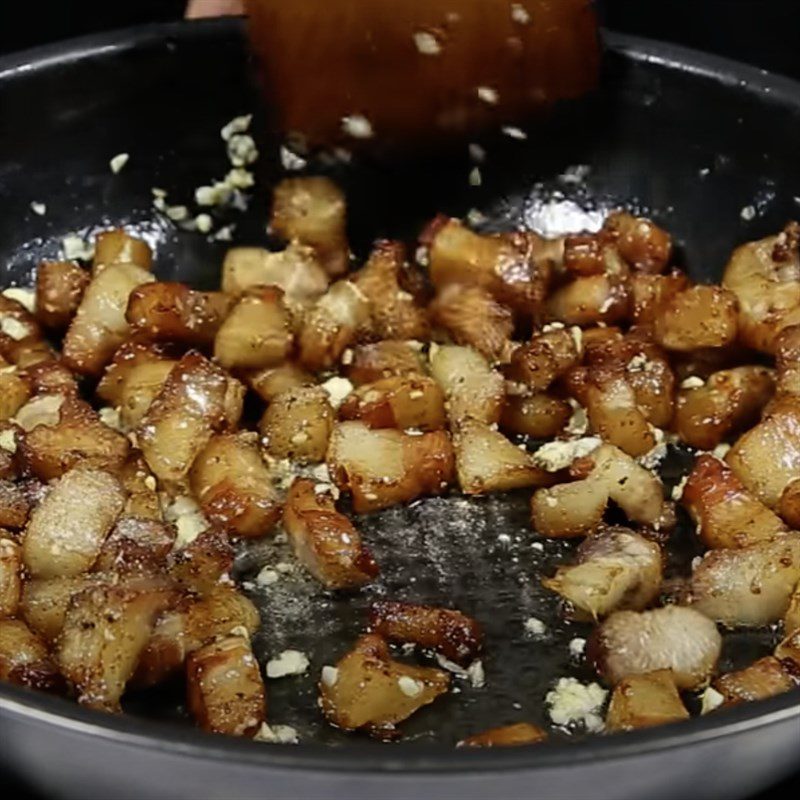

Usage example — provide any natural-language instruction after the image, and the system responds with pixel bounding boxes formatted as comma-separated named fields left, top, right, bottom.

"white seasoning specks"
left=341, top=115, right=374, bottom=139
left=109, top=153, right=130, bottom=174
left=477, top=86, right=499, bottom=105
left=413, top=31, right=442, bottom=55
left=30, top=202, right=46, bottom=216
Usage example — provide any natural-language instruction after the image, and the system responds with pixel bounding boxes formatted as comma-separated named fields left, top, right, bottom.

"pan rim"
left=0, top=17, right=799, bottom=775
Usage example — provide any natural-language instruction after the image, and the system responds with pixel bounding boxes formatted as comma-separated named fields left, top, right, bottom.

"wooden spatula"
left=243, top=0, right=601, bottom=152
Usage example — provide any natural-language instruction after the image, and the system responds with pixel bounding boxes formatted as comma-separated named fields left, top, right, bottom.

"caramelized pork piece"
left=428, top=344, right=505, bottom=426
left=270, top=176, right=349, bottom=277
left=127, top=282, right=234, bottom=346
left=713, top=656, right=800, bottom=706
left=63, top=262, right=155, bottom=376
left=590, top=606, right=722, bottom=690
left=0, top=618, right=61, bottom=691
left=319, top=633, right=449, bottom=738
left=426, top=218, right=551, bottom=314
left=327, top=421, right=454, bottom=513
left=674, top=367, right=775, bottom=450
left=369, top=601, right=482, bottom=664
left=531, top=443, right=667, bottom=538
left=507, top=326, right=582, bottom=393
left=690, top=534, right=800, bottom=627
left=542, top=527, right=662, bottom=620
left=136, top=352, right=244, bottom=485
left=338, top=375, right=446, bottom=432
left=35, top=261, right=90, bottom=329
left=682, top=455, right=787, bottom=549
left=722, top=222, right=800, bottom=353
left=93, top=229, right=153, bottom=273
left=344, top=341, right=426, bottom=386
left=430, top=284, right=514, bottom=363
left=22, top=467, right=125, bottom=579
left=186, top=634, right=266, bottom=737
left=57, top=578, right=174, bottom=711
left=352, top=241, right=429, bottom=341
left=605, top=670, right=689, bottom=732
left=459, top=722, right=548, bottom=748
left=453, top=420, right=552, bottom=494
left=283, top=478, right=378, bottom=589
left=653, top=285, right=738, bottom=352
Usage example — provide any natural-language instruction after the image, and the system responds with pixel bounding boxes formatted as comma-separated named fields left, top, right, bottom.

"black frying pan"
left=0, top=18, right=798, bottom=800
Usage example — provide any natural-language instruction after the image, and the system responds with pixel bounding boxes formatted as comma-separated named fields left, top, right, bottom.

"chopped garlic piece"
left=110, top=153, right=130, bottom=174
left=165, top=495, right=209, bottom=549
left=30, top=202, right=47, bottom=216
left=321, top=666, right=339, bottom=687
left=221, top=114, right=252, bottom=141
left=98, top=406, right=123, bottom=432
left=545, top=677, right=607, bottom=732
left=700, top=686, right=725, bottom=714
left=0, top=429, right=16, bottom=453
left=0, top=316, right=30, bottom=341
left=62, top=234, right=95, bottom=261
left=511, top=3, right=531, bottom=24
left=253, top=723, right=299, bottom=744
left=467, top=659, right=485, bottom=688
left=502, top=126, right=527, bottom=140
left=266, top=649, right=310, bottom=679
left=398, top=676, right=424, bottom=697
left=524, top=617, right=547, bottom=636
left=680, top=376, right=705, bottom=389
left=413, top=31, right=441, bottom=55
left=256, top=567, right=279, bottom=586
left=3, top=288, right=36, bottom=312
left=477, top=86, right=499, bottom=104
left=468, top=167, right=482, bottom=187
left=671, top=474, right=689, bottom=501
left=533, top=437, right=601, bottom=472
left=568, top=637, right=586, bottom=658
left=195, top=214, right=213, bottom=234
left=321, top=376, right=354, bottom=409
left=280, top=146, right=307, bottom=171
left=341, top=114, right=374, bottom=139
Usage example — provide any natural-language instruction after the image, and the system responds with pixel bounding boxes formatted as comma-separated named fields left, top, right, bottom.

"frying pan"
left=0, top=17, right=799, bottom=800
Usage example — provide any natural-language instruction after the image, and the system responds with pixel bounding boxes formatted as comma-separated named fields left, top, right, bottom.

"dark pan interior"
left=1, top=19, right=799, bottom=748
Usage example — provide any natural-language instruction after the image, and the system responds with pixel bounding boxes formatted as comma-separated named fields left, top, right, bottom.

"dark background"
left=0, top=1, right=797, bottom=798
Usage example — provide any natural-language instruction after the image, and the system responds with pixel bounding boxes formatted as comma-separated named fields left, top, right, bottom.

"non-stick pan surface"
left=0, top=18, right=798, bottom=800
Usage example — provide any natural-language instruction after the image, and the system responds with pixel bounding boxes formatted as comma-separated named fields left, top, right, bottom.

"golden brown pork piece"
left=339, top=375, right=446, bottom=432
left=186, top=634, right=266, bottom=737
left=653, top=285, right=738, bottom=352
left=344, top=341, right=426, bottom=386
left=283, top=478, right=378, bottom=589
left=327, top=421, right=454, bottom=513
left=126, top=282, right=234, bottom=347
left=0, top=537, right=22, bottom=617
left=605, top=670, right=689, bottom=732
left=0, top=618, right=62, bottom=691
left=35, top=261, right=90, bottom=329
left=368, top=601, right=482, bottom=665
left=190, top=432, right=281, bottom=538
left=722, top=222, right=800, bottom=354
left=507, top=326, right=582, bottom=394
left=319, top=633, right=449, bottom=738
left=426, top=217, right=552, bottom=315
left=713, top=656, right=800, bottom=706
left=93, top=229, right=153, bottom=273
left=352, top=241, right=430, bottom=341
left=542, top=527, right=663, bottom=620
left=590, top=606, right=722, bottom=690
left=136, top=351, right=244, bottom=485
left=459, top=723, right=548, bottom=748
left=270, top=176, right=349, bottom=277
left=682, top=454, right=787, bottom=549
left=674, top=367, right=775, bottom=450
